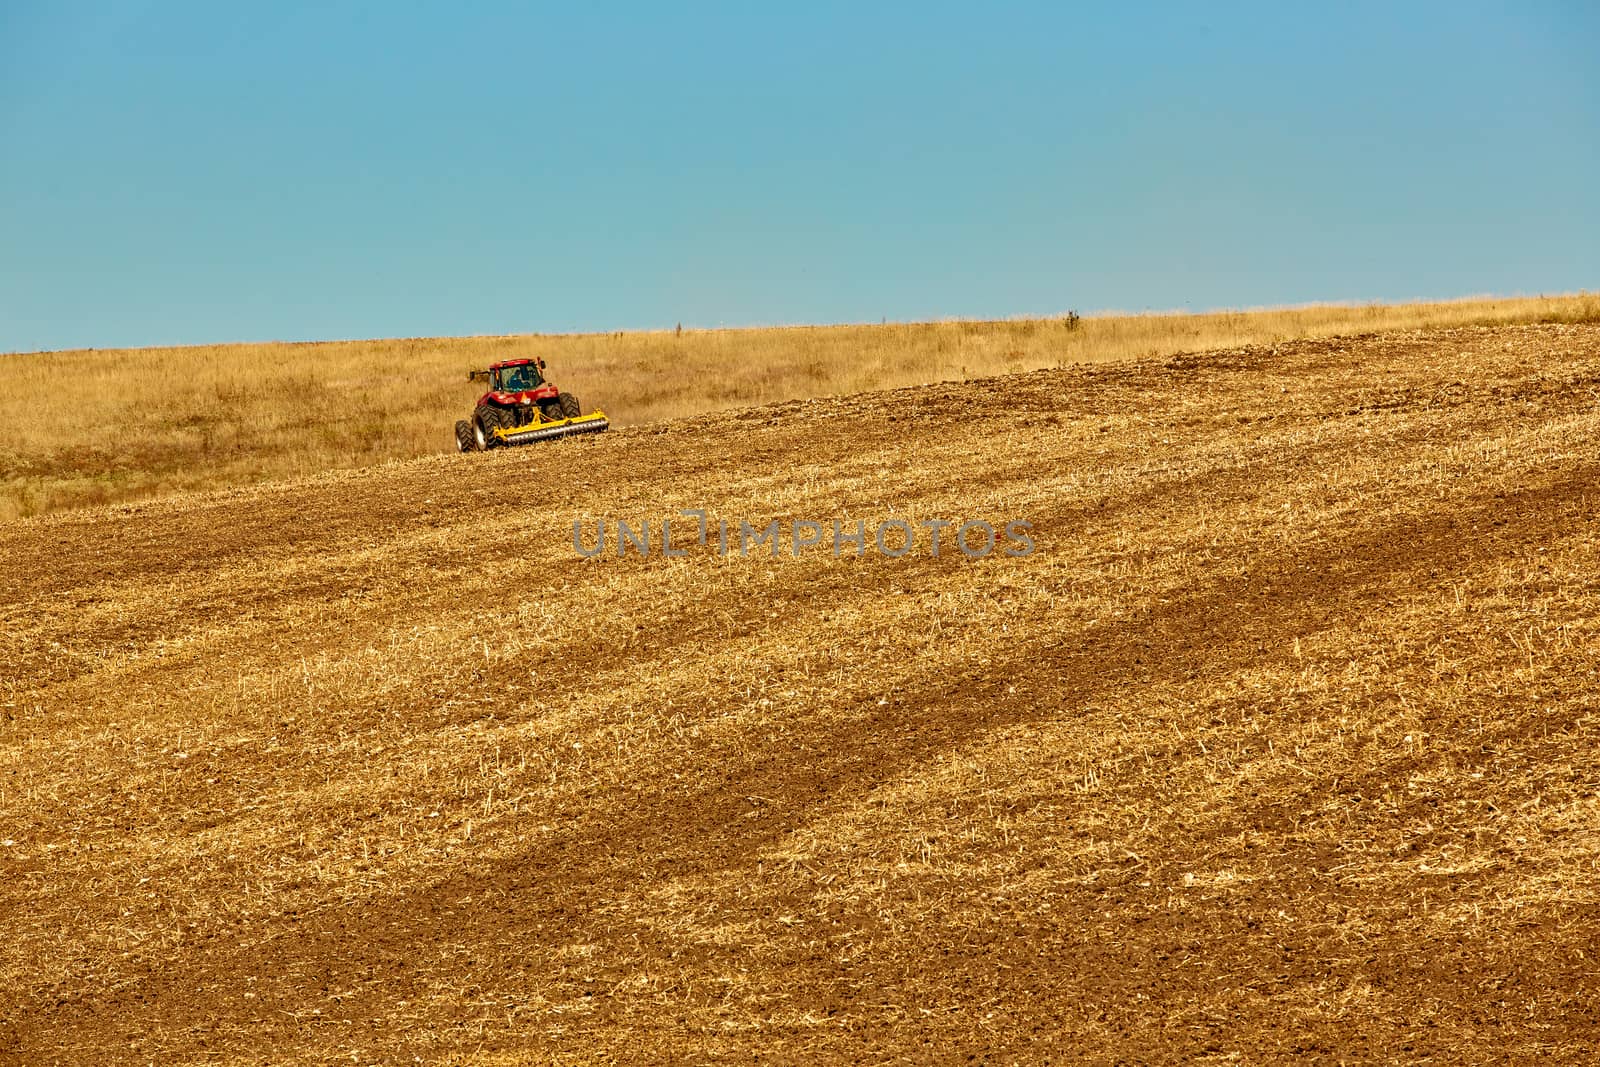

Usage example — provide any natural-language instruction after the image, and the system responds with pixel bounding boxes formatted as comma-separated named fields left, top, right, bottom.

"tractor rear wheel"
left=559, top=393, right=581, bottom=418
left=454, top=419, right=476, bottom=452
left=540, top=400, right=564, bottom=422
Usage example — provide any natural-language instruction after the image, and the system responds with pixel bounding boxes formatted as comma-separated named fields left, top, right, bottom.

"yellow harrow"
left=493, top=409, right=610, bottom=446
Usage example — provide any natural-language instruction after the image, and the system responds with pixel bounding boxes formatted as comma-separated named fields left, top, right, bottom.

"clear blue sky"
left=2, top=1, right=1596, bottom=352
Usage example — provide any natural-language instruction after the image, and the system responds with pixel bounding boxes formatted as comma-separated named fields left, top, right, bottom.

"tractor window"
left=497, top=364, right=542, bottom=391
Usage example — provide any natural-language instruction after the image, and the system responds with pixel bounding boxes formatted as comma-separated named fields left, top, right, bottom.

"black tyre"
left=559, top=392, right=581, bottom=418
left=474, top=404, right=506, bottom=449
left=454, top=419, right=476, bottom=453
left=540, top=400, right=564, bottom=422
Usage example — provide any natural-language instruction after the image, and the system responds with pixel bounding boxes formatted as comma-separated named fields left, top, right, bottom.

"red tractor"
left=455, top=357, right=608, bottom=451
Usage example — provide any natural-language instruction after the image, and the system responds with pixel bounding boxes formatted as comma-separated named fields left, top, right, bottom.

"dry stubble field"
left=3, top=322, right=1600, bottom=1062
left=4, top=294, right=1597, bottom=520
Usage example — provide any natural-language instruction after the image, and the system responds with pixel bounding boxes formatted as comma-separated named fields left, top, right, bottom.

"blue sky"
left=2, top=1, right=1596, bottom=352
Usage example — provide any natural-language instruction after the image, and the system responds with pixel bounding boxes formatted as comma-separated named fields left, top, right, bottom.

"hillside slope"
left=3, top=323, right=1600, bottom=1063
left=5, top=294, right=1596, bottom=521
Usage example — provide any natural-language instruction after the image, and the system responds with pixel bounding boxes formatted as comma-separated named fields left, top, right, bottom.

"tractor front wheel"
left=474, top=405, right=506, bottom=449
left=454, top=419, right=477, bottom=453
left=559, top=393, right=581, bottom=418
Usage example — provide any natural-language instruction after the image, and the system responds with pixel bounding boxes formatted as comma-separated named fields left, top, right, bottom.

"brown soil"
left=3, top=323, right=1600, bottom=1063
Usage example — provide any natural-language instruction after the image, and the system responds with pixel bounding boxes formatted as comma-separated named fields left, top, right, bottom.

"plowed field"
left=4, top=323, right=1600, bottom=1063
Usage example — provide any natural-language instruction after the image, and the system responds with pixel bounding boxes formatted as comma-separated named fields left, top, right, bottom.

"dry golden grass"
left=3, top=321, right=1600, bottom=1062
left=2, top=293, right=1596, bottom=520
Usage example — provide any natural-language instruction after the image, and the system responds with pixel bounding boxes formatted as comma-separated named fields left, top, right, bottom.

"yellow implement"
left=494, top=409, right=610, bottom=446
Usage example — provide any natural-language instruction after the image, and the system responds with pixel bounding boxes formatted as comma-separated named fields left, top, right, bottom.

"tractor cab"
left=468, top=357, right=554, bottom=403
left=494, top=360, right=544, bottom=392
